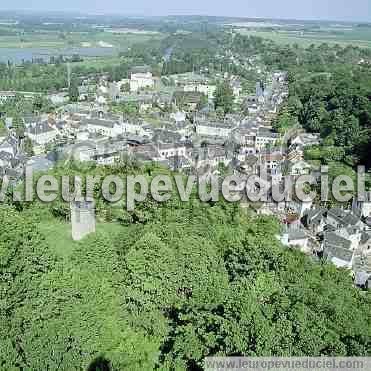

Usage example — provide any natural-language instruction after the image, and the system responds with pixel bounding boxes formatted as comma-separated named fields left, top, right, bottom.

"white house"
left=230, top=79, right=242, bottom=101
left=122, top=121, right=153, bottom=137
left=172, top=73, right=216, bottom=100
left=279, top=230, right=309, bottom=254
left=255, top=129, right=279, bottom=150
left=48, top=92, right=69, bottom=105
left=323, top=231, right=355, bottom=269
left=0, top=138, right=17, bottom=157
left=158, top=143, right=187, bottom=159
left=130, top=72, right=154, bottom=92
left=0, top=91, right=16, bottom=103
left=26, top=122, right=58, bottom=145
left=170, top=111, right=187, bottom=123
left=291, top=133, right=321, bottom=147
left=0, top=151, right=12, bottom=167
left=85, top=119, right=123, bottom=138
left=196, top=122, right=234, bottom=138
left=183, top=83, right=216, bottom=100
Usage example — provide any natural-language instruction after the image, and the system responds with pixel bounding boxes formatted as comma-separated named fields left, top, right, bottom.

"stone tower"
left=71, top=201, right=96, bottom=241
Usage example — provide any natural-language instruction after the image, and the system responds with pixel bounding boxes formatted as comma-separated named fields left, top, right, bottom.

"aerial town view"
left=0, top=1, right=370, bottom=370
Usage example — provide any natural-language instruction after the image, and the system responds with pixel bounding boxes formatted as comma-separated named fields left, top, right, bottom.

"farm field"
left=0, top=30, right=165, bottom=49
left=236, top=28, right=371, bottom=48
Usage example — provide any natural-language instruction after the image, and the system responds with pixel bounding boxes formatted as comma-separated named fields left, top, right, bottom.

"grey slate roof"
left=304, top=208, right=326, bottom=225
left=28, top=121, right=55, bottom=135
left=0, top=151, right=12, bottom=161
left=327, top=208, right=361, bottom=228
left=323, top=231, right=354, bottom=263
left=131, top=65, right=152, bottom=74
left=84, top=119, right=117, bottom=129
left=288, top=230, right=307, bottom=241
left=354, top=272, right=370, bottom=287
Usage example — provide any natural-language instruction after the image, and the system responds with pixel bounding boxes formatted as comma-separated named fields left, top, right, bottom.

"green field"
left=72, top=56, right=123, bottom=69
left=236, top=28, right=371, bottom=48
left=0, top=30, right=165, bottom=49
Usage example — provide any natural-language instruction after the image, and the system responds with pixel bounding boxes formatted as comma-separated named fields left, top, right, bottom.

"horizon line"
left=0, top=9, right=370, bottom=24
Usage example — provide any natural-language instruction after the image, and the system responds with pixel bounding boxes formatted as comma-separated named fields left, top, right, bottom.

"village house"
left=0, top=136, right=18, bottom=157
left=64, top=140, right=97, bottom=162
left=246, top=103, right=260, bottom=115
left=167, top=154, right=192, bottom=172
left=170, top=111, right=187, bottom=123
left=173, top=91, right=206, bottom=111
left=92, top=140, right=129, bottom=165
left=119, top=92, right=154, bottom=110
left=47, top=92, right=69, bottom=105
left=230, top=78, right=242, bottom=101
left=172, top=120, right=193, bottom=139
left=323, top=231, right=356, bottom=269
left=84, top=118, right=123, bottom=138
left=153, top=92, right=173, bottom=109
left=0, top=151, right=13, bottom=168
left=122, top=120, right=153, bottom=137
left=172, top=72, right=217, bottom=101
left=259, top=151, right=283, bottom=173
left=353, top=192, right=371, bottom=219
left=0, top=91, right=17, bottom=103
left=130, top=144, right=162, bottom=162
left=196, top=120, right=235, bottom=138
left=23, top=114, right=42, bottom=128
left=280, top=229, right=310, bottom=254
left=26, top=121, right=58, bottom=146
left=196, top=144, right=230, bottom=168
left=129, top=66, right=155, bottom=92
left=300, top=201, right=370, bottom=281
left=302, top=208, right=326, bottom=235
left=255, top=128, right=279, bottom=151
left=291, top=133, right=321, bottom=147
left=326, top=208, right=365, bottom=230
left=157, top=142, right=187, bottom=160
left=183, top=81, right=216, bottom=101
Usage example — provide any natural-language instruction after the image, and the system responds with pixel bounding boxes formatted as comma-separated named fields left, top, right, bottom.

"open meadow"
left=236, top=27, right=371, bottom=48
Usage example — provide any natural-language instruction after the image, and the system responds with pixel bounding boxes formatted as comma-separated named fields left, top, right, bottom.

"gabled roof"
left=354, top=271, right=370, bottom=286
left=0, top=151, right=12, bottom=161
left=131, top=65, right=152, bottom=74
left=84, top=119, right=117, bottom=129
left=361, top=232, right=371, bottom=245
left=304, top=208, right=326, bottom=225
left=28, top=121, right=55, bottom=135
left=256, top=128, right=279, bottom=139
left=288, top=230, right=307, bottom=241
left=23, top=114, right=40, bottom=125
left=324, top=231, right=352, bottom=250
left=327, top=208, right=361, bottom=228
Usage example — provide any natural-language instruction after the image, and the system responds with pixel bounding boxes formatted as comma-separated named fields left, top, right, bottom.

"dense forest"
left=274, top=64, right=371, bottom=168
left=0, top=163, right=370, bottom=370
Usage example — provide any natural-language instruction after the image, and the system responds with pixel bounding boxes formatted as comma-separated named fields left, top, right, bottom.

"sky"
left=0, top=0, right=370, bottom=22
